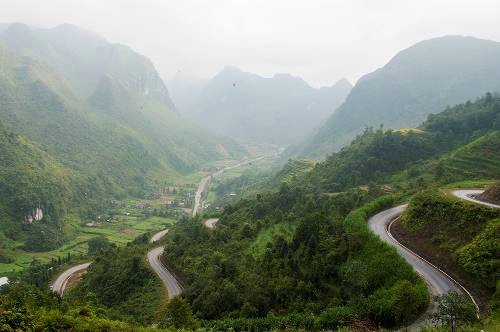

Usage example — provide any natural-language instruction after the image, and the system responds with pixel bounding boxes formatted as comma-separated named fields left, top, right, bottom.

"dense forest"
left=162, top=187, right=428, bottom=329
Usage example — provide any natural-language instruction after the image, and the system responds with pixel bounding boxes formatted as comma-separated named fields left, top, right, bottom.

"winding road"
left=53, top=156, right=266, bottom=297
left=451, top=189, right=500, bottom=208
left=369, top=189, right=499, bottom=326
left=149, top=229, right=169, bottom=243
left=147, top=246, right=182, bottom=299
left=52, top=227, right=174, bottom=296
left=368, top=205, right=462, bottom=327
left=51, top=262, right=91, bottom=295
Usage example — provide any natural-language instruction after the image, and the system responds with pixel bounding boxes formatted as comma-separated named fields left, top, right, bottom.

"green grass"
left=0, top=212, right=175, bottom=274
left=443, top=131, right=500, bottom=179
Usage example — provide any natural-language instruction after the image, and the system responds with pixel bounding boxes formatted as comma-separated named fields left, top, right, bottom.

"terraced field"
left=276, top=159, right=316, bottom=184
left=445, top=131, right=500, bottom=178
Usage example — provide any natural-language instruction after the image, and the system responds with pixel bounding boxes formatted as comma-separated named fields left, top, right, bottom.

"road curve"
left=368, top=205, right=467, bottom=327
left=52, top=228, right=171, bottom=296
left=147, top=247, right=182, bottom=299
left=150, top=229, right=169, bottom=243
left=204, top=218, right=219, bottom=229
left=51, top=262, right=91, bottom=295
left=451, top=189, right=500, bottom=208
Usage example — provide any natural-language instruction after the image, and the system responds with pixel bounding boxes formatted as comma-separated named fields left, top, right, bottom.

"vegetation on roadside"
left=162, top=188, right=428, bottom=330
left=397, top=189, right=500, bottom=309
left=68, top=242, right=163, bottom=326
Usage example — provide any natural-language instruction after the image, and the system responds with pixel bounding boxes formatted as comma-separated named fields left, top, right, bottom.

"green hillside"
left=149, top=92, right=500, bottom=329
left=395, top=190, right=500, bottom=310
left=304, top=93, right=500, bottom=192
left=0, top=23, right=245, bottom=257
left=294, top=36, right=500, bottom=157
left=0, top=23, right=245, bottom=174
left=0, top=123, right=74, bottom=255
left=3, top=90, right=500, bottom=331
left=162, top=190, right=427, bottom=329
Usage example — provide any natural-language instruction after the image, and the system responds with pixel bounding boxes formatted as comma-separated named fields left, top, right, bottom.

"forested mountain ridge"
left=294, top=35, right=500, bottom=156
left=0, top=23, right=244, bottom=174
left=170, top=66, right=352, bottom=144
left=0, top=23, right=244, bottom=254
left=305, top=93, right=500, bottom=192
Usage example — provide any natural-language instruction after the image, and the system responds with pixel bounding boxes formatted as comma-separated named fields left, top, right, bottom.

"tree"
left=87, top=236, right=111, bottom=256
left=431, top=291, right=477, bottom=332
left=160, top=296, right=197, bottom=329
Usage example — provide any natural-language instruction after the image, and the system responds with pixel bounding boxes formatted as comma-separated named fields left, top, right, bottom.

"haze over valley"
left=0, top=2, right=500, bottom=331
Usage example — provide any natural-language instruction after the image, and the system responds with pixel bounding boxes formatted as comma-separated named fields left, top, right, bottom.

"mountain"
left=159, top=92, right=500, bottom=329
left=4, top=88, right=500, bottom=332
left=0, top=23, right=244, bottom=175
left=305, top=92, right=500, bottom=192
left=170, top=66, right=352, bottom=145
left=0, top=23, right=244, bottom=252
left=0, top=122, right=74, bottom=252
left=295, top=35, right=500, bottom=156
left=167, top=71, right=207, bottom=115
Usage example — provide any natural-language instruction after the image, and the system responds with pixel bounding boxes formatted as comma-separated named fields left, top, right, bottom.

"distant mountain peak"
left=294, top=34, right=500, bottom=157
left=49, top=23, right=107, bottom=45
left=174, top=67, right=352, bottom=144
left=331, top=78, right=352, bottom=89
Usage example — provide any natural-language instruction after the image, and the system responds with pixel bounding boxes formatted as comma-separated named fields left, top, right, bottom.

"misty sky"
left=1, top=0, right=500, bottom=87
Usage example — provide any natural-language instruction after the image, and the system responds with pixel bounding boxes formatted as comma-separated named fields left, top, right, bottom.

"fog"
left=1, top=0, right=500, bottom=87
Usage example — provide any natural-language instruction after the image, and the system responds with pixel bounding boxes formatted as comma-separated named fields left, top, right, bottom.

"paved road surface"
left=147, top=228, right=183, bottom=298
left=451, top=189, right=500, bottom=208
left=368, top=205, right=464, bottom=328
left=193, top=175, right=211, bottom=217
left=150, top=229, right=169, bottom=243
left=147, top=247, right=182, bottom=299
left=204, top=218, right=219, bottom=229
left=51, top=262, right=91, bottom=295
left=52, top=227, right=170, bottom=296
left=192, top=156, right=266, bottom=216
